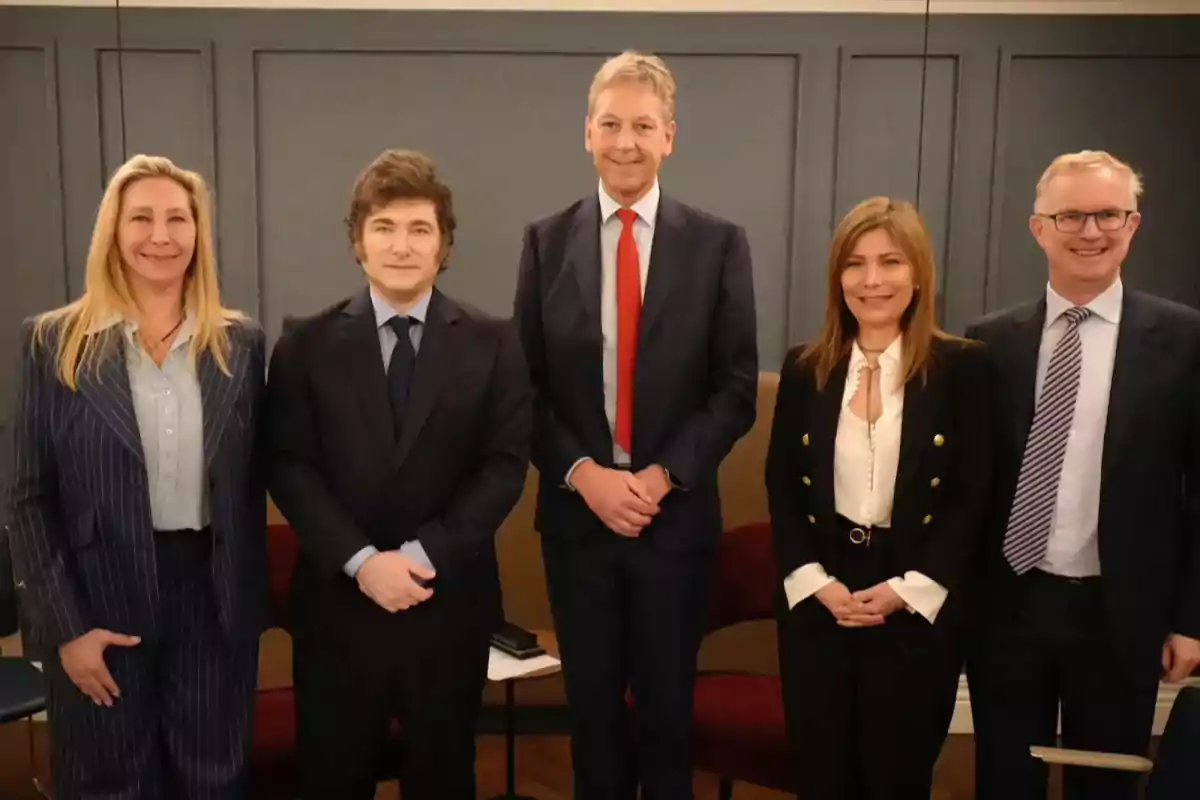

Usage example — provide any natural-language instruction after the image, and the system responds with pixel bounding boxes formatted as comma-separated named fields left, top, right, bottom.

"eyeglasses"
left=1037, top=209, right=1135, bottom=233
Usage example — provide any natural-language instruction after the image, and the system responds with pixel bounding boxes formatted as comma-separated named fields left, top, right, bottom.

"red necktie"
left=615, top=208, right=641, bottom=454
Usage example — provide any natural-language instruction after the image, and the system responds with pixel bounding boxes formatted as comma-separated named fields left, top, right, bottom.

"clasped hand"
left=356, top=551, right=436, bottom=612
left=572, top=462, right=671, bottom=538
left=815, top=581, right=906, bottom=627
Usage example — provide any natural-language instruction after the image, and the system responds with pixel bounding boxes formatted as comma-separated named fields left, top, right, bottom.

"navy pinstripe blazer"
left=5, top=319, right=267, bottom=650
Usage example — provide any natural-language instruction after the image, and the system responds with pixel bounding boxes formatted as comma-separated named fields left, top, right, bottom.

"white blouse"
left=782, top=336, right=949, bottom=623
left=834, top=341, right=904, bottom=528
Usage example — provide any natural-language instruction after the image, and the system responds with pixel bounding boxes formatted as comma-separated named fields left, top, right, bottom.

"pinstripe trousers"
left=43, top=529, right=258, bottom=800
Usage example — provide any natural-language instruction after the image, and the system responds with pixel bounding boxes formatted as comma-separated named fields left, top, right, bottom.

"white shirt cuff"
left=783, top=562, right=836, bottom=610
left=564, top=456, right=593, bottom=491
left=398, top=540, right=434, bottom=572
left=887, top=571, right=948, bottom=624
left=343, top=545, right=379, bottom=578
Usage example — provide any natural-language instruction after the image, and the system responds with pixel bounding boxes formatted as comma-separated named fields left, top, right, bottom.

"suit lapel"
left=639, top=196, right=687, bottom=341
left=1006, top=299, right=1047, bottom=450
left=568, top=196, right=603, bottom=348
left=76, top=329, right=144, bottom=462
left=811, top=356, right=848, bottom=521
left=336, top=289, right=396, bottom=453
left=1102, top=291, right=1159, bottom=481
left=565, top=195, right=611, bottom=444
left=393, top=289, right=462, bottom=471
left=197, top=329, right=248, bottom=468
left=896, top=359, right=937, bottom=489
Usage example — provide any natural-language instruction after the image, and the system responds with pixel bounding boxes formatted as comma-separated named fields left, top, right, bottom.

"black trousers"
left=777, top=517, right=963, bottom=800
left=968, top=570, right=1159, bottom=800
left=44, top=529, right=259, bottom=800
left=542, top=531, right=715, bottom=800
left=292, top=573, right=491, bottom=800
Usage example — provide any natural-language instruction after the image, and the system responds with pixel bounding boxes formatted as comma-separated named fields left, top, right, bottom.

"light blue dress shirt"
left=120, top=313, right=208, bottom=531
left=342, top=287, right=435, bottom=579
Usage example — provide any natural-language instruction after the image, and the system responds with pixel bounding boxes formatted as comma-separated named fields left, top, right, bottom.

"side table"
left=487, top=630, right=561, bottom=800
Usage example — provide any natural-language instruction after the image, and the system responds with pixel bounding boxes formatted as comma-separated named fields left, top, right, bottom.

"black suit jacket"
left=6, top=320, right=267, bottom=649
left=514, top=193, right=758, bottom=551
left=766, top=337, right=993, bottom=613
left=265, top=287, right=531, bottom=630
left=967, top=289, right=1200, bottom=677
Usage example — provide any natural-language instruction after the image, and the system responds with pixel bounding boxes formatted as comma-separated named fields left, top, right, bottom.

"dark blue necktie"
left=386, top=316, right=416, bottom=439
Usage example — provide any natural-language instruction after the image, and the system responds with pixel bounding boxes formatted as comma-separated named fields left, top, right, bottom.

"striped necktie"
left=1002, top=305, right=1092, bottom=574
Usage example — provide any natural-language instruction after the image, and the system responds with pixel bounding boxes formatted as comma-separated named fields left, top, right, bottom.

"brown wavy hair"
left=345, top=149, right=457, bottom=271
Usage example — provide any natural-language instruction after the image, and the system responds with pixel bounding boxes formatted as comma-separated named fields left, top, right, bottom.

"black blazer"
left=514, top=193, right=758, bottom=551
left=766, top=337, right=993, bottom=608
left=967, top=290, right=1200, bottom=678
left=264, top=288, right=532, bottom=628
left=5, top=320, right=267, bottom=649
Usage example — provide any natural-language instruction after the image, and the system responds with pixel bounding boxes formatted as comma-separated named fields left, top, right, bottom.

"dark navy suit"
left=6, top=320, right=267, bottom=799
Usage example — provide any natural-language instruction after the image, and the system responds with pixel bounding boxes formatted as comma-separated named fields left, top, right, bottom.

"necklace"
left=158, top=316, right=184, bottom=342
left=858, top=359, right=882, bottom=526
left=138, top=316, right=184, bottom=356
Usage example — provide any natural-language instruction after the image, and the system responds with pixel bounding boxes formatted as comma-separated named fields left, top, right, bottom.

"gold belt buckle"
left=848, top=526, right=871, bottom=546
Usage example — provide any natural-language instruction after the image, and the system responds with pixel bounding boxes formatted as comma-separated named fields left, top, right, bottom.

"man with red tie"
left=514, top=51, right=758, bottom=799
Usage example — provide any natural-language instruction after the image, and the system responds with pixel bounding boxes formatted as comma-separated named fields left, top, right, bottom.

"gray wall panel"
left=835, top=54, right=958, bottom=312
left=0, top=46, right=67, bottom=420
left=98, top=49, right=216, bottom=186
left=254, top=51, right=796, bottom=366
left=0, top=6, right=1197, bottom=407
left=992, top=55, right=1200, bottom=310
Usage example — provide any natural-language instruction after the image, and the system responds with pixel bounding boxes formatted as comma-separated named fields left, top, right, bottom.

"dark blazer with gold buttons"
left=765, top=336, right=993, bottom=615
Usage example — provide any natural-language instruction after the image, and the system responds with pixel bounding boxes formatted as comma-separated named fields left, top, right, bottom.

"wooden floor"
left=0, top=721, right=1041, bottom=799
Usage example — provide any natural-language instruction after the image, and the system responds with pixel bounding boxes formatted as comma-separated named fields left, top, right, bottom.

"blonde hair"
left=587, top=50, right=676, bottom=122
left=33, top=154, right=245, bottom=390
left=803, top=197, right=958, bottom=390
left=1034, top=150, right=1143, bottom=210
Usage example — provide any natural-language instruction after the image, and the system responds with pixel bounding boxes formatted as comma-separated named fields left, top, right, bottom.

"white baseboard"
left=949, top=674, right=1200, bottom=736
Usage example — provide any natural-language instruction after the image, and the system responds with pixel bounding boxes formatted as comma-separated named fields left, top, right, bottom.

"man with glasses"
left=965, top=150, right=1200, bottom=800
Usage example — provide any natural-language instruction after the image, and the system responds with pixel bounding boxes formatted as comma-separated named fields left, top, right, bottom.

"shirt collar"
left=598, top=178, right=660, bottom=229
left=849, top=333, right=904, bottom=373
left=88, top=309, right=198, bottom=350
left=370, top=286, right=432, bottom=329
left=1044, top=276, right=1123, bottom=329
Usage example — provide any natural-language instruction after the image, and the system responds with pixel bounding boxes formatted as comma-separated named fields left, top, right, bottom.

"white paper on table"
left=487, top=646, right=561, bottom=682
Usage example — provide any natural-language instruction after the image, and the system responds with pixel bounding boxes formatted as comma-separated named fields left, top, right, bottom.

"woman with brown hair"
left=766, top=197, right=992, bottom=799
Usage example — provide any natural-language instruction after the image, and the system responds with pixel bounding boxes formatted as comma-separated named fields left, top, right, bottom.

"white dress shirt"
left=1035, top=278, right=1122, bottom=577
left=565, top=179, right=658, bottom=484
left=782, top=336, right=949, bottom=623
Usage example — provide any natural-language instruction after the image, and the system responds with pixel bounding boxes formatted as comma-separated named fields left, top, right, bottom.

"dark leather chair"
left=1, top=530, right=49, bottom=798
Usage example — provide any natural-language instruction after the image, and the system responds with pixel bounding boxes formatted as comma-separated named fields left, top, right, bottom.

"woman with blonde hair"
left=7, top=154, right=266, bottom=798
left=766, top=197, right=992, bottom=798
